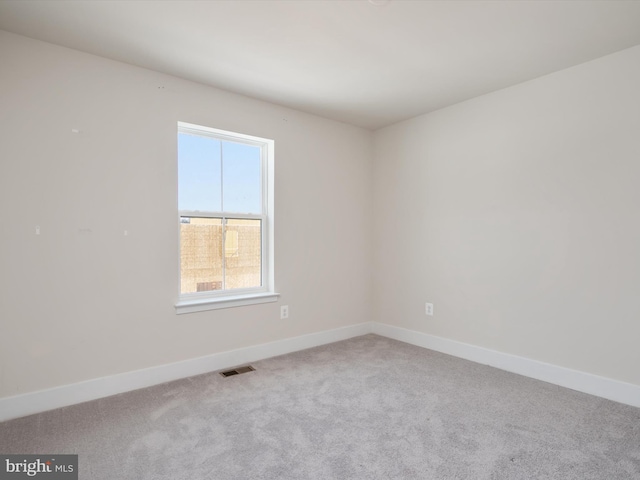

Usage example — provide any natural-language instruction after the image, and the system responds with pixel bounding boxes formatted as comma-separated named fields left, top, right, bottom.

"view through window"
left=178, top=123, right=269, bottom=297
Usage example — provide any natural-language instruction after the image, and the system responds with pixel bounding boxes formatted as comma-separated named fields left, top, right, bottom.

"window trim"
left=175, top=122, right=277, bottom=314
left=175, top=291, right=280, bottom=314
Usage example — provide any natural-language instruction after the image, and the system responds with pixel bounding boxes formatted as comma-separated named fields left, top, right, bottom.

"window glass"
left=222, top=141, right=262, bottom=214
left=180, top=217, right=223, bottom=294
left=225, top=219, right=262, bottom=289
left=178, top=133, right=221, bottom=213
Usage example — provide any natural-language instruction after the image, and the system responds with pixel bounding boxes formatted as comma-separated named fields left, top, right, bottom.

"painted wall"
left=373, top=45, right=640, bottom=386
left=2, top=26, right=639, bottom=402
left=0, top=31, right=373, bottom=398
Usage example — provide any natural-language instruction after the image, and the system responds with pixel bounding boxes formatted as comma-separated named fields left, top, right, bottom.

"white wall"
left=3, top=26, right=639, bottom=405
left=0, top=31, right=373, bottom=399
left=373, top=45, right=640, bottom=386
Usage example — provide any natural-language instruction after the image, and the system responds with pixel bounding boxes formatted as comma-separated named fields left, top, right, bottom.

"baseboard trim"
left=3, top=321, right=637, bottom=421
left=0, top=322, right=372, bottom=422
left=372, top=322, right=640, bottom=408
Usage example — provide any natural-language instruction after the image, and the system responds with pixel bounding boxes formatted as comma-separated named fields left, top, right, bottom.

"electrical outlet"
left=425, top=303, right=434, bottom=316
left=280, top=305, right=289, bottom=319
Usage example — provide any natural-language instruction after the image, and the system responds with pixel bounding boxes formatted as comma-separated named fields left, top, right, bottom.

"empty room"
left=1, top=1, right=639, bottom=478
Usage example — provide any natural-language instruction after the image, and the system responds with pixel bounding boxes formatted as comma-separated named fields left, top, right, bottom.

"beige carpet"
left=1, top=334, right=639, bottom=479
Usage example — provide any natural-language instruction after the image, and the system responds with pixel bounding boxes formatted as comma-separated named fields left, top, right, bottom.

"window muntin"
left=177, top=122, right=272, bottom=302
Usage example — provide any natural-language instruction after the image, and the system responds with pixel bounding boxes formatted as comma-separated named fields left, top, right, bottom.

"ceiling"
left=2, top=0, right=640, bottom=130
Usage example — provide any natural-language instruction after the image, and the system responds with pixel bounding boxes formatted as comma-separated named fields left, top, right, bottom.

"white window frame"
left=175, top=122, right=278, bottom=314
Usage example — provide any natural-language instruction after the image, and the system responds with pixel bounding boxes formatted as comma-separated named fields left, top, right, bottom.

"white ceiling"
left=2, top=0, right=640, bottom=130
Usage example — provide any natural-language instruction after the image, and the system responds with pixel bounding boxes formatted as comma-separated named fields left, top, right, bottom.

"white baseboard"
left=2, top=321, right=638, bottom=422
left=0, top=322, right=372, bottom=422
left=372, top=322, right=640, bottom=409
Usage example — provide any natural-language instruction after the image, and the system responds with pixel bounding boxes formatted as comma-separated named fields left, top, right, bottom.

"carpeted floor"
left=1, top=334, right=639, bottom=479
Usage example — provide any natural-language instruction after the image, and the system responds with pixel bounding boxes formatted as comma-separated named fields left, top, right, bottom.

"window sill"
left=175, top=292, right=280, bottom=314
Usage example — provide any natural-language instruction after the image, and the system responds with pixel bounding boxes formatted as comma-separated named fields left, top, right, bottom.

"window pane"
left=222, top=141, right=261, bottom=214
left=224, top=219, right=261, bottom=289
left=178, top=133, right=221, bottom=212
left=180, top=218, right=223, bottom=293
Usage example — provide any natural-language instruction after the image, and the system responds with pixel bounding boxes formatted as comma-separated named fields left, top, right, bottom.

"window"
left=175, top=122, right=277, bottom=314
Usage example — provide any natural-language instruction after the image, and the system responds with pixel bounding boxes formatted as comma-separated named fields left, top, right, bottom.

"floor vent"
left=220, top=365, right=255, bottom=377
